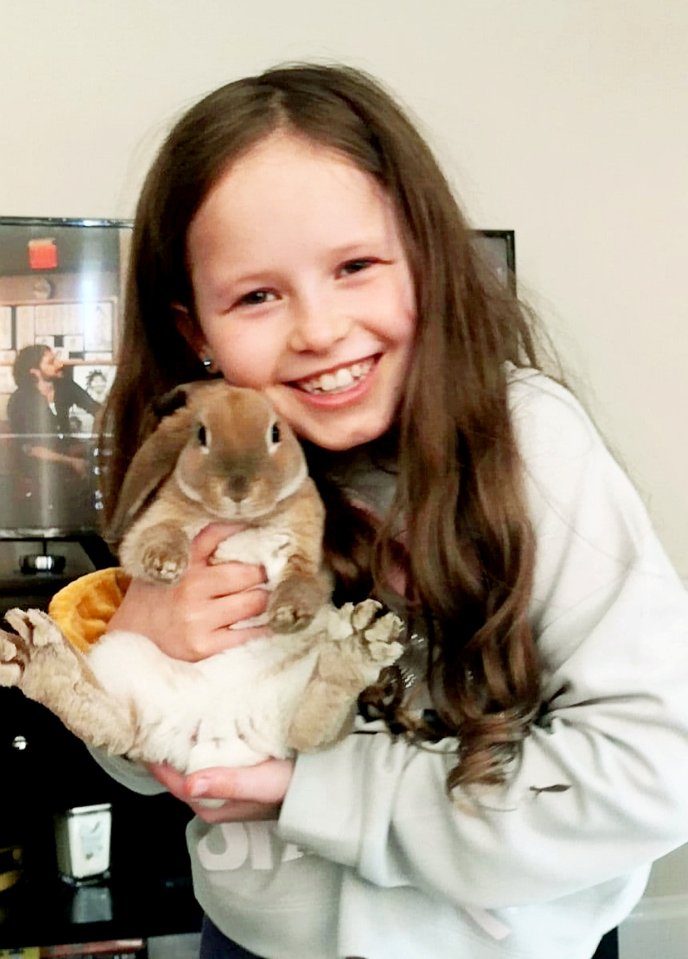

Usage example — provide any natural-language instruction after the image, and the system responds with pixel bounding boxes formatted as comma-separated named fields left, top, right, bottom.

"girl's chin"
left=290, top=410, right=393, bottom=451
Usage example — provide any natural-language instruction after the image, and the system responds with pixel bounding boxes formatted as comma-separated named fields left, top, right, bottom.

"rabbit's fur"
left=114, top=379, right=333, bottom=630
left=0, top=381, right=403, bottom=777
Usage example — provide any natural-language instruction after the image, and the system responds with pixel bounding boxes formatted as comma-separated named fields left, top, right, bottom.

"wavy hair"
left=103, top=63, right=552, bottom=788
left=12, top=344, right=50, bottom=388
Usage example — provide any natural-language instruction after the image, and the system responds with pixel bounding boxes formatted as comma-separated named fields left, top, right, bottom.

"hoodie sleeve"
left=278, top=373, right=688, bottom=910
left=87, top=745, right=166, bottom=796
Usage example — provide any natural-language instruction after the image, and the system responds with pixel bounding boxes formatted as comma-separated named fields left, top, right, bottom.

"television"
left=0, top=219, right=514, bottom=548
left=0, top=217, right=132, bottom=548
left=473, top=229, right=516, bottom=289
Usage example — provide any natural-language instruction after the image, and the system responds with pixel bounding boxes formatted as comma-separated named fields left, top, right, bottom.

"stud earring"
left=202, top=355, right=221, bottom=375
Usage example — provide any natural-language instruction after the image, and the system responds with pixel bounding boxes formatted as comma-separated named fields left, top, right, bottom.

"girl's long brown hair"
left=104, top=63, right=553, bottom=789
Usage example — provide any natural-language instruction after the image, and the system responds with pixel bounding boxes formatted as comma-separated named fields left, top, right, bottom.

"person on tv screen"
left=7, top=343, right=102, bottom=525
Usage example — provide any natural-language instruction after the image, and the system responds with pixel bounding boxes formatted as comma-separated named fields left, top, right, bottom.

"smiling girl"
left=76, top=64, right=688, bottom=959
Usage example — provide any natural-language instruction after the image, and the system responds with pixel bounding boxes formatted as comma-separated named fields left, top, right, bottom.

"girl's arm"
left=270, top=375, right=688, bottom=908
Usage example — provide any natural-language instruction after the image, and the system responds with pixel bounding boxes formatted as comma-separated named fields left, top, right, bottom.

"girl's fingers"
left=147, top=760, right=293, bottom=823
left=147, top=762, right=188, bottom=800
left=172, top=585, right=269, bottom=658
left=186, top=760, right=294, bottom=804
left=195, top=561, right=266, bottom=599
left=190, top=522, right=245, bottom=563
left=204, top=586, right=269, bottom=632
left=106, top=524, right=269, bottom=659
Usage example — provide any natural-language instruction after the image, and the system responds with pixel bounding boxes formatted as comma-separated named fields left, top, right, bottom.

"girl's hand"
left=148, top=759, right=294, bottom=823
left=106, top=523, right=268, bottom=660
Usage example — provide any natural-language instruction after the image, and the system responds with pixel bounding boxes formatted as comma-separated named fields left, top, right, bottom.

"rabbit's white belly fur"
left=212, top=527, right=292, bottom=583
left=212, top=527, right=293, bottom=628
left=85, top=625, right=320, bottom=772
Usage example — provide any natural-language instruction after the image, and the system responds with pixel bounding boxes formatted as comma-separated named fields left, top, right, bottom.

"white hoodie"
left=93, top=371, right=688, bottom=959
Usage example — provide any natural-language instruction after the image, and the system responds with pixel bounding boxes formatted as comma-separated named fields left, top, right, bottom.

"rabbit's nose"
left=227, top=472, right=250, bottom=502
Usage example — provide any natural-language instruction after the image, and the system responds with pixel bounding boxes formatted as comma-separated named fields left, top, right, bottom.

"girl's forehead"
left=188, top=132, right=395, bottom=257
left=231, top=128, right=357, bottom=174
left=201, top=131, right=382, bottom=215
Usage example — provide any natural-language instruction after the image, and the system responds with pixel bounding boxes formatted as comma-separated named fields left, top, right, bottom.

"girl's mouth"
left=292, top=357, right=377, bottom=395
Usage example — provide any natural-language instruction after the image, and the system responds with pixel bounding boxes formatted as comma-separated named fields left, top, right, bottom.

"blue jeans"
left=199, top=916, right=265, bottom=959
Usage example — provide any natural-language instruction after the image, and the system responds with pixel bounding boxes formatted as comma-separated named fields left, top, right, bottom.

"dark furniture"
left=0, top=540, right=201, bottom=953
left=0, top=683, right=202, bottom=952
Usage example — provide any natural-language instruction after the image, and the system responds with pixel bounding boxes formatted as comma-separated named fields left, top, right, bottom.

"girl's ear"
left=173, top=303, right=207, bottom=359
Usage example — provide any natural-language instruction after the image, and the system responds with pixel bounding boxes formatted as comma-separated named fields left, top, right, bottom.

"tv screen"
left=474, top=229, right=516, bottom=288
left=0, top=217, right=132, bottom=538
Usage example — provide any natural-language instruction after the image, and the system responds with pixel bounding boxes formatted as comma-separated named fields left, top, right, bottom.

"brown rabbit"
left=112, top=379, right=332, bottom=632
left=0, top=382, right=404, bottom=782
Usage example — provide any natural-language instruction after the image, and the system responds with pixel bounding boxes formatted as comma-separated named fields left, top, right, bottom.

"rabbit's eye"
left=266, top=420, right=281, bottom=454
left=197, top=424, right=208, bottom=447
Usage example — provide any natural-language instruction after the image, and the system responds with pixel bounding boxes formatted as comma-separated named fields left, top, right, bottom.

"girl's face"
left=184, top=132, right=417, bottom=451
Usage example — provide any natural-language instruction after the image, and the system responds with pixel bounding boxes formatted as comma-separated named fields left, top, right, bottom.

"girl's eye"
left=236, top=289, right=277, bottom=308
left=338, top=258, right=376, bottom=277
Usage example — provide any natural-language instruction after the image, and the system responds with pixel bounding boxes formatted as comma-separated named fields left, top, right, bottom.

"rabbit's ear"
left=106, top=405, right=194, bottom=545
left=153, top=382, right=194, bottom=420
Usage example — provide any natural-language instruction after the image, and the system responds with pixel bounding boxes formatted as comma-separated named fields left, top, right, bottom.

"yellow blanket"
left=48, top=568, right=131, bottom=653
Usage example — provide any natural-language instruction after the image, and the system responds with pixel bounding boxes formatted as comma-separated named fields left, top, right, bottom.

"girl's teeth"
left=335, top=367, right=354, bottom=388
left=299, top=359, right=373, bottom=394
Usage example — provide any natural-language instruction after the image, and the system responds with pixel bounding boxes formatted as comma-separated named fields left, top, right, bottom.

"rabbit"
left=112, top=379, right=333, bottom=632
left=0, top=381, right=404, bottom=783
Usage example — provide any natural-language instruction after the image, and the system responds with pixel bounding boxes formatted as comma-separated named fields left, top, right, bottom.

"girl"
left=77, top=64, right=688, bottom=958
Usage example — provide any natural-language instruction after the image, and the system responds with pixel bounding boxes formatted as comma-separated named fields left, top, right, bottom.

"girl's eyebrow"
left=201, top=234, right=397, bottom=302
left=204, top=270, right=274, bottom=302
left=328, top=235, right=393, bottom=258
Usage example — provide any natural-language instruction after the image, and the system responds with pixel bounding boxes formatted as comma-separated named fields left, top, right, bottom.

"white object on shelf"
left=54, top=802, right=112, bottom=883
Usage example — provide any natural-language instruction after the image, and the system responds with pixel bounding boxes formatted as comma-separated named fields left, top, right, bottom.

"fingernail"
left=189, top=776, right=210, bottom=798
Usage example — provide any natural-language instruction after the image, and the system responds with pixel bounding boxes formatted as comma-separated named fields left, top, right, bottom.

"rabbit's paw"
left=0, top=609, right=67, bottom=685
left=0, top=631, right=23, bottom=685
left=268, top=574, right=328, bottom=633
left=136, top=528, right=190, bottom=584
left=349, top=598, right=384, bottom=631
left=142, top=549, right=187, bottom=583
left=350, top=600, right=404, bottom=667
left=6, top=608, right=64, bottom=648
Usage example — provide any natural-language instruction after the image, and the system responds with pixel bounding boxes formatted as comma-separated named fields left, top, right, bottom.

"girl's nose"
left=288, top=297, right=351, bottom=353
